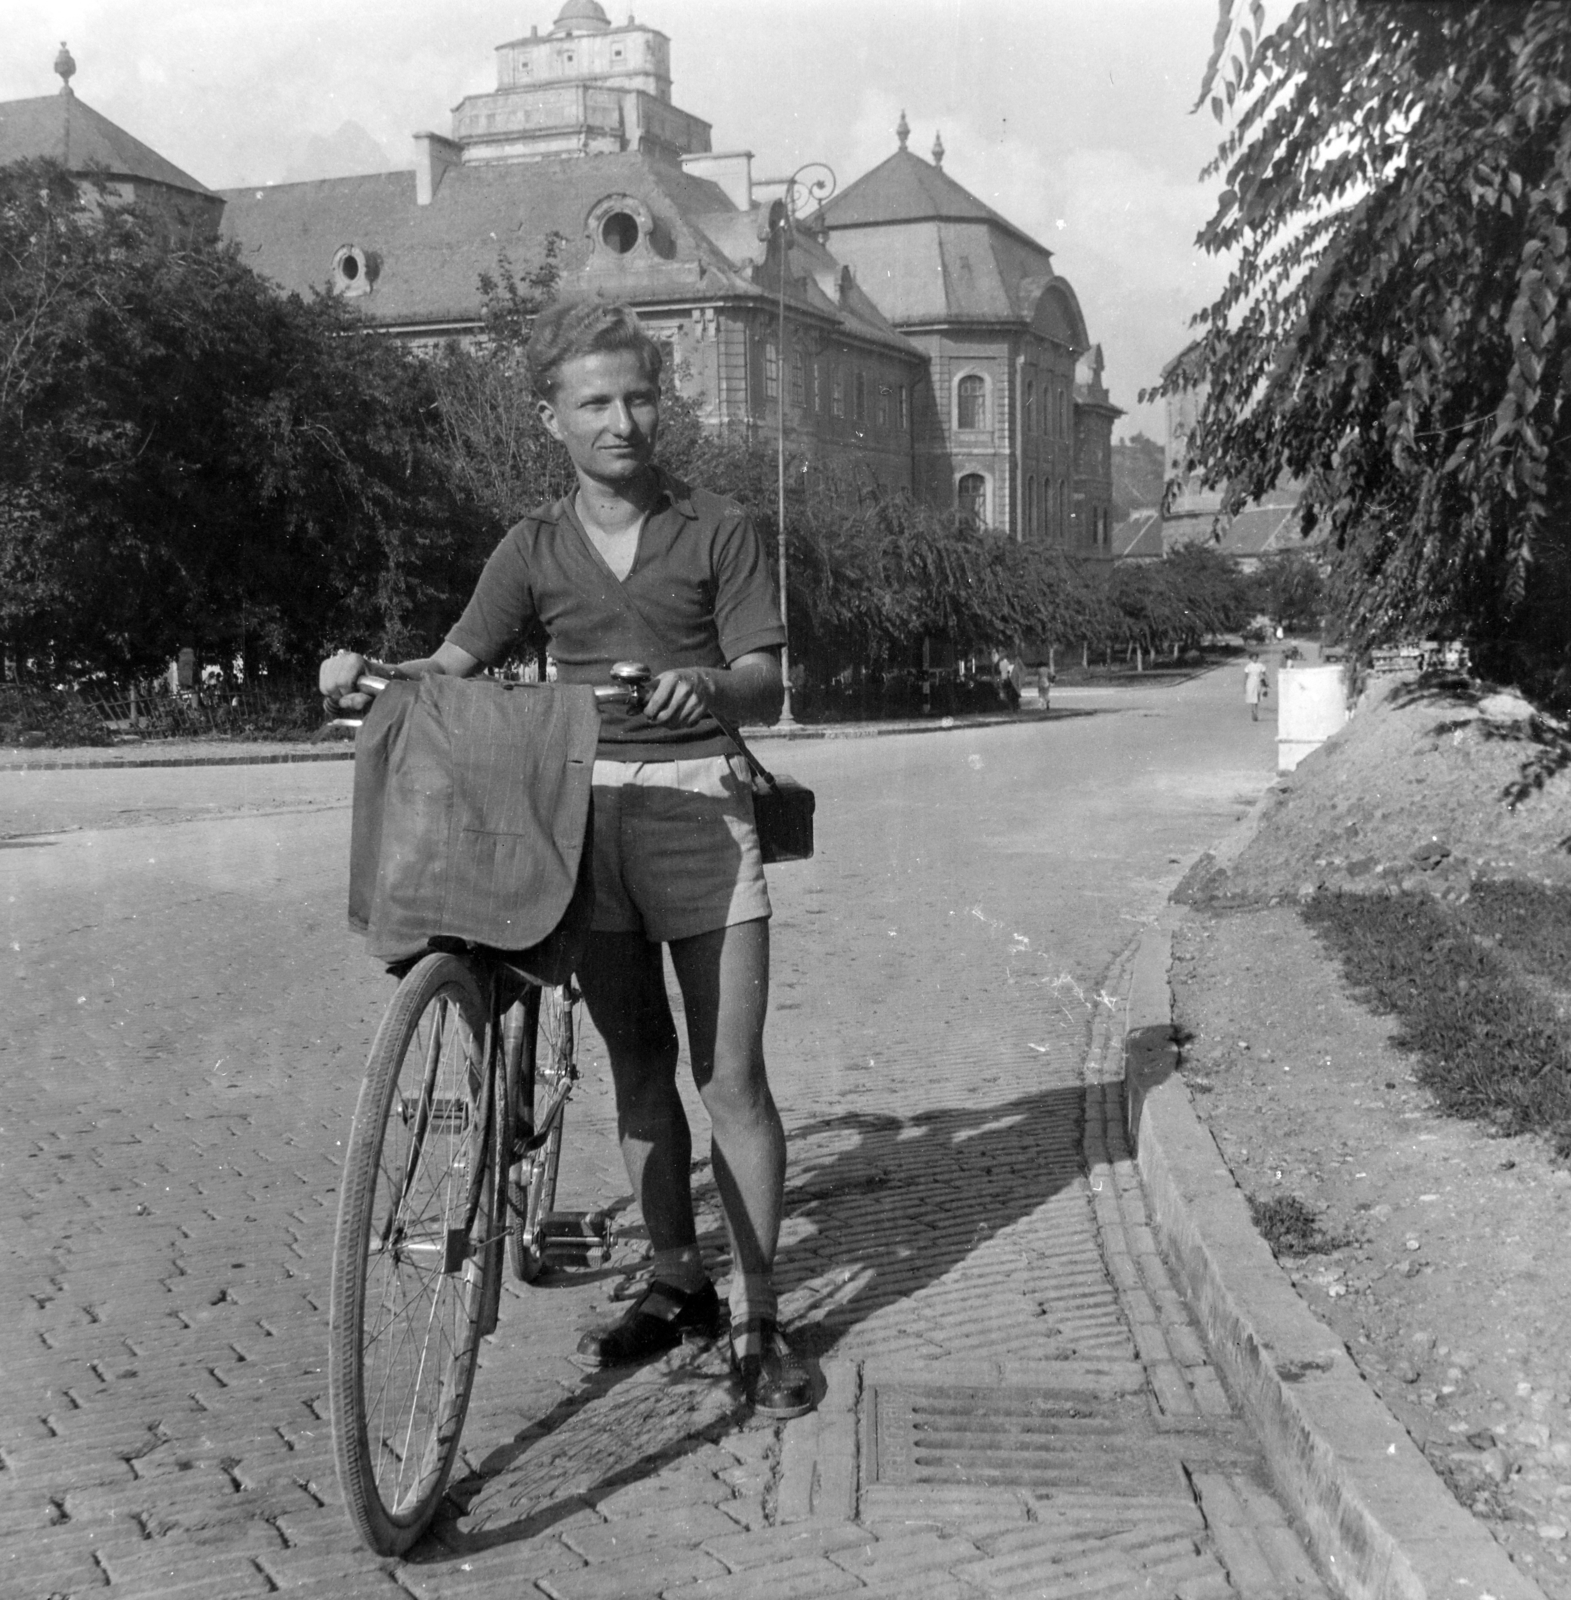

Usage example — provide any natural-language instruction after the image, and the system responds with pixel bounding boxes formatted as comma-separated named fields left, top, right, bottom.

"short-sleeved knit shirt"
left=446, top=470, right=786, bottom=761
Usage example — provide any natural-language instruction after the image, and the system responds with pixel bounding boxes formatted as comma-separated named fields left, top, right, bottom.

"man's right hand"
left=320, top=650, right=371, bottom=713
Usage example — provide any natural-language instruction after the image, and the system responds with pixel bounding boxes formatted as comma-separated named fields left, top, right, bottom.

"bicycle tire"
left=329, top=952, right=495, bottom=1555
left=508, top=982, right=576, bottom=1283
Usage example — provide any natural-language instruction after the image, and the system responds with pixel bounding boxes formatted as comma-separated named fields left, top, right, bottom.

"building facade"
left=815, top=118, right=1119, bottom=549
left=2, top=6, right=1118, bottom=540
left=0, top=44, right=223, bottom=243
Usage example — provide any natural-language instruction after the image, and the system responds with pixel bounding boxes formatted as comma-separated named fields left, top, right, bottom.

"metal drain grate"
left=865, top=1384, right=1187, bottom=1496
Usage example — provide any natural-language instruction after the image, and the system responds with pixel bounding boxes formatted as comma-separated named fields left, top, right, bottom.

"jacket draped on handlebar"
left=349, top=675, right=599, bottom=980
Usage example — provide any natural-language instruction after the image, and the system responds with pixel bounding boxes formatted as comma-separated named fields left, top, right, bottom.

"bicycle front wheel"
left=508, top=982, right=576, bottom=1283
left=330, top=952, right=494, bottom=1555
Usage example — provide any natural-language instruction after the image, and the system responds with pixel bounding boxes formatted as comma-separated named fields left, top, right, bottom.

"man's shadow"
left=418, top=1080, right=1095, bottom=1560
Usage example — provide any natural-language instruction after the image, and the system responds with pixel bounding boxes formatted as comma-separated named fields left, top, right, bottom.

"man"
left=320, top=301, right=811, bottom=1419
left=1244, top=652, right=1268, bottom=721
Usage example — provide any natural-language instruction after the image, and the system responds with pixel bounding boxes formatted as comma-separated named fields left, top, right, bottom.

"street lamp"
left=769, top=162, right=835, bottom=728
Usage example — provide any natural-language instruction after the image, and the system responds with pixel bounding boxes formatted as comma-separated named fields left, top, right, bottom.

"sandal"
left=573, top=1279, right=722, bottom=1369
left=731, top=1317, right=814, bottom=1419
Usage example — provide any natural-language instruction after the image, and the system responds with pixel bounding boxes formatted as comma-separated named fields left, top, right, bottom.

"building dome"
left=551, top=0, right=612, bottom=33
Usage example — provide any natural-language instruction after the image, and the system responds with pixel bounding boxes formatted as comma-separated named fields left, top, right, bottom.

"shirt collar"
left=554, top=464, right=696, bottom=525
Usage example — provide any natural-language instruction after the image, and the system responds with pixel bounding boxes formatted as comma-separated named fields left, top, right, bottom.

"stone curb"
left=0, top=709, right=1071, bottom=773
left=1122, top=909, right=1545, bottom=1600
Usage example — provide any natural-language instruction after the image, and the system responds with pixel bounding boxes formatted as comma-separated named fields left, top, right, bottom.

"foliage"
left=0, top=158, right=482, bottom=682
left=1247, top=1193, right=1352, bottom=1257
left=1110, top=433, right=1167, bottom=520
left=1109, top=541, right=1254, bottom=650
left=1303, top=884, right=1571, bottom=1155
left=1250, top=548, right=1326, bottom=633
left=1163, top=2, right=1571, bottom=704
left=0, top=684, right=111, bottom=747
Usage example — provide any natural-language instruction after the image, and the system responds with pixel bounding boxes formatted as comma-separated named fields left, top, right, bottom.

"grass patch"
left=1302, top=886, right=1571, bottom=1155
left=1248, top=1193, right=1352, bottom=1256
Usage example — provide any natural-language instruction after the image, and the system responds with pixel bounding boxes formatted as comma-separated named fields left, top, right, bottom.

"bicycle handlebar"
left=333, top=660, right=652, bottom=725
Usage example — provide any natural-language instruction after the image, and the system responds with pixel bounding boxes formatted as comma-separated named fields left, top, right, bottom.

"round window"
left=600, top=212, right=639, bottom=254
left=340, top=252, right=360, bottom=282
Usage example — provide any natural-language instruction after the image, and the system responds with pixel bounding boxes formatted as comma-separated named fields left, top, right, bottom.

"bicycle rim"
left=329, top=953, right=493, bottom=1555
left=509, top=982, right=575, bottom=1283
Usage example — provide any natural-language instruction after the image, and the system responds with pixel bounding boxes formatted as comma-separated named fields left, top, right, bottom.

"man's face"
left=538, top=349, right=660, bottom=486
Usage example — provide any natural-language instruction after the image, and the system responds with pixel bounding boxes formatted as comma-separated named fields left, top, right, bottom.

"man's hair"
left=525, top=300, right=663, bottom=400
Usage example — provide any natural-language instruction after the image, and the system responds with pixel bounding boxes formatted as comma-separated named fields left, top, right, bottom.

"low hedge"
left=1302, top=884, right=1571, bottom=1156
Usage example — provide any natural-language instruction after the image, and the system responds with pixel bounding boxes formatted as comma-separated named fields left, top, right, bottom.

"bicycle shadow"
left=413, top=1079, right=1094, bottom=1560
left=414, top=1340, right=746, bottom=1560
left=765, top=1084, right=1092, bottom=1351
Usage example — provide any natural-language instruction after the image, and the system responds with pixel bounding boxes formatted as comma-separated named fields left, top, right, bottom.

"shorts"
left=590, top=754, right=772, bottom=943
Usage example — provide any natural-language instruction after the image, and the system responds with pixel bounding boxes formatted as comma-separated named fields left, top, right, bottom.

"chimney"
left=413, top=131, right=462, bottom=206
left=680, top=150, right=753, bottom=213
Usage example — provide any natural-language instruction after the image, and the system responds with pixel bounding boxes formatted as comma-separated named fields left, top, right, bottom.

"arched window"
left=957, top=374, right=986, bottom=431
left=1024, top=476, right=1035, bottom=539
left=958, top=473, right=987, bottom=524
left=1059, top=479, right=1069, bottom=534
left=1024, top=379, right=1034, bottom=436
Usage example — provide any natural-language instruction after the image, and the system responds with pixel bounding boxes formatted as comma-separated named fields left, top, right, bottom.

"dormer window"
left=587, top=194, right=658, bottom=263
left=601, top=211, right=639, bottom=253
left=332, top=243, right=374, bottom=298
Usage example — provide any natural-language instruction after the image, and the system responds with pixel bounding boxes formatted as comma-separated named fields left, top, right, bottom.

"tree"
left=0, top=158, right=481, bottom=681
left=1251, top=548, right=1325, bottom=634
left=1161, top=2, right=1571, bottom=702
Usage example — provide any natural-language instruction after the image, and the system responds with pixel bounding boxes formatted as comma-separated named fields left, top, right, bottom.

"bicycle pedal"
left=541, top=1211, right=611, bottom=1268
left=542, top=1210, right=610, bottom=1240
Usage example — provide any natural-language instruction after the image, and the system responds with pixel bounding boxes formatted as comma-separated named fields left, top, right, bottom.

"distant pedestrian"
left=1244, top=653, right=1268, bottom=721
left=997, top=653, right=1021, bottom=711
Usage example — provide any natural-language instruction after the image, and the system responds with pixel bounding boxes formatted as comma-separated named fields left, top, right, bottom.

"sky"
left=6, top=0, right=1238, bottom=438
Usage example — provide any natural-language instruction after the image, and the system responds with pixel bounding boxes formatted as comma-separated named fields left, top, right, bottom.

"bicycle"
left=327, top=662, right=648, bottom=1556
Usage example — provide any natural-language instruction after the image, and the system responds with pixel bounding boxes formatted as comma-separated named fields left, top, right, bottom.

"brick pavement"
left=0, top=671, right=1327, bottom=1598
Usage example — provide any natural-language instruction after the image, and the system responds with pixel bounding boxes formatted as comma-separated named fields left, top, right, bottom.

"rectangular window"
left=764, top=340, right=779, bottom=400
left=898, top=385, right=908, bottom=430
left=853, top=371, right=867, bottom=422
left=812, top=362, right=823, bottom=412
left=791, top=351, right=805, bottom=408
left=831, top=368, right=844, bottom=419
left=877, top=385, right=890, bottom=427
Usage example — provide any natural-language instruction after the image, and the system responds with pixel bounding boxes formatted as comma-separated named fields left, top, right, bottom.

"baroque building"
left=0, top=44, right=223, bottom=243
left=1, top=6, right=1118, bottom=549
left=218, top=1, right=1118, bottom=542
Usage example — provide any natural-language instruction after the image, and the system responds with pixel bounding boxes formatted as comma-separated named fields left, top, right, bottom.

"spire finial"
left=896, top=110, right=909, bottom=151
left=54, top=41, right=76, bottom=94
left=931, top=131, right=945, bottom=169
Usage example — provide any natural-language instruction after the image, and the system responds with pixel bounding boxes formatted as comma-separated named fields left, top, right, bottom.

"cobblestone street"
left=1, top=672, right=1325, bottom=1598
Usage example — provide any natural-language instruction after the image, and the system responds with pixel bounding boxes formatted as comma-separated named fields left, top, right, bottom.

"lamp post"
left=770, top=162, right=835, bottom=728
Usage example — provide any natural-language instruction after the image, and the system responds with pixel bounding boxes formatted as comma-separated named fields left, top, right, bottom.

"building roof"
left=1163, top=498, right=1314, bottom=560
left=1111, top=510, right=1164, bottom=561
left=813, top=142, right=1086, bottom=338
left=0, top=92, right=215, bottom=196
left=219, top=151, right=919, bottom=357
left=817, top=147, right=1045, bottom=255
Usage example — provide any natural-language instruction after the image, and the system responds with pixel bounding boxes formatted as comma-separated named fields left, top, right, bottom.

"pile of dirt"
left=1177, top=675, right=1571, bottom=906
left=1169, top=669, right=1571, bottom=1588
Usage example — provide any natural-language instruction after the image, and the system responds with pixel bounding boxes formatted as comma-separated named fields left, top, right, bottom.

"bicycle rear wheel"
left=330, top=952, right=495, bottom=1555
left=508, top=982, right=577, bottom=1283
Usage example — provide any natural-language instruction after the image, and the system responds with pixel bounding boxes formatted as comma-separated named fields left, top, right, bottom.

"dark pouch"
left=709, top=709, right=815, bottom=865
left=749, top=770, right=816, bottom=864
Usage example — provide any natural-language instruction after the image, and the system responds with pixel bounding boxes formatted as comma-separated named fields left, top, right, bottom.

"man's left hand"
left=641, top=667, right=712, bottom=728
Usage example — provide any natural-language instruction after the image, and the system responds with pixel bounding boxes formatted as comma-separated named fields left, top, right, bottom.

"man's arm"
left=319, top=641, right=482, bottom=712
left=641, top=649, right=784, bottom=731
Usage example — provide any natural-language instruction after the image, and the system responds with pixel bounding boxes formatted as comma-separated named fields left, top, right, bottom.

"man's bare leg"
left=668, top=918, right=783, bottom=1290
left=669, top=918, right=809, bottom=1417
left=572, top=930, right=720, bottom=1364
